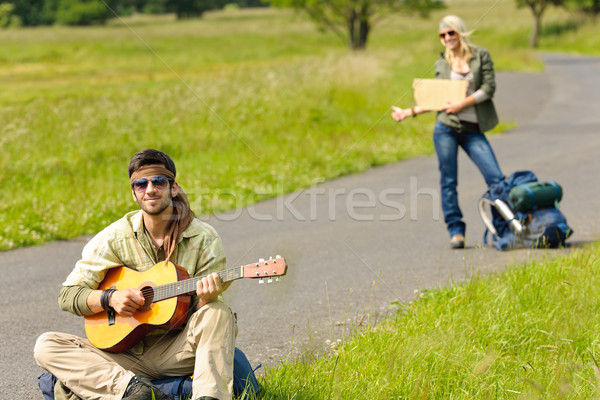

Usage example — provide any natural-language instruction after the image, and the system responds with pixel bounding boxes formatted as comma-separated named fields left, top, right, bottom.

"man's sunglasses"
left=439, top=30, right=457, bottom=39
left=131, top=176, right=173, bottom=193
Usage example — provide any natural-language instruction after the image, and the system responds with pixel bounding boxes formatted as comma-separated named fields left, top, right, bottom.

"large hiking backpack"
left=479, top=170, right=573, bottom=251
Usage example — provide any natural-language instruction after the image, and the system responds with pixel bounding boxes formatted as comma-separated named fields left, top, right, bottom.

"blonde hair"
left=439, top=15, right=474, bottom=65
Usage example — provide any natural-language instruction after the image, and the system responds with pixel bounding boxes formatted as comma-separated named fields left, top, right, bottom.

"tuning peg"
left=267, top=278, right=273, bottom=283
left=276, top=255, right=281, bottom=259
left=258, top=258, right=265, bottom=263
left=258, top=279, right=265, bottom=284
left=275, top=277, right=280, bottom=282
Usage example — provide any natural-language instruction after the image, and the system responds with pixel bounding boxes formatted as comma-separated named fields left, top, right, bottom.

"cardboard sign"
left=412, top=79, right=468, bottom=111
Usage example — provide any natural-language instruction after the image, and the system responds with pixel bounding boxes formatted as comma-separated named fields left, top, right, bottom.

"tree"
left=54, top=0, right=116, bottom=24
left=271, top=0, right=444, bottom=50
left=9, top=0, right=54, bottom=25
left=568, top=0, right=600, bottom=17
left=169, top=0, right=229, bottom=18
left=0, top=3, right=22, bottom=27
left=515, top=0, right=566, bottom=47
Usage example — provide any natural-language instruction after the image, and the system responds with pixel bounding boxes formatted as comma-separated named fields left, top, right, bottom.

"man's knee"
left=34, top=332, right=83, bottom=368
left=194, top=302, right=233, bottom=321
left=189, top=302, right=235, bottom=335
left=34, top=332, right=59, bottom=367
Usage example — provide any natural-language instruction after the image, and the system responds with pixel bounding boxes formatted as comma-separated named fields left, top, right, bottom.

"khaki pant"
left=34, top=302, right=237, bottom=400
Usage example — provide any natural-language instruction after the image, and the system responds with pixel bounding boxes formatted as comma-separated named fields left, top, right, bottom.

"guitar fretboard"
left=152, top=267, right=243, bottom=302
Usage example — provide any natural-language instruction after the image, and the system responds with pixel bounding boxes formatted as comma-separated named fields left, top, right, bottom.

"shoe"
left=450, top=234, right=465, bottom=249
left=123, top=375, right=170, bottom=400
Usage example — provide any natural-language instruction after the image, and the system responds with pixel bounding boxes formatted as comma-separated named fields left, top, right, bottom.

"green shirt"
left=59, top=210, right=226, bottom=317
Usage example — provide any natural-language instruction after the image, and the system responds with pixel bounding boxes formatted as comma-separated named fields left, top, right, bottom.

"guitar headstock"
left=242, top=256, right=287, bottom=283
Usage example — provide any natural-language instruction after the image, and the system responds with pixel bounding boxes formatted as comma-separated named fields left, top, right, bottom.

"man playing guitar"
left=34, top=149, right=236, bottom=400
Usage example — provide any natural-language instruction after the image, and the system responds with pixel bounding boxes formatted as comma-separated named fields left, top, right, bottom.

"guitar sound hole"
left=138, top=286, right=155, bottom=312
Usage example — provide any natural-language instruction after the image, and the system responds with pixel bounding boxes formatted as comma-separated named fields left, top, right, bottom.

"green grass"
left=258, top=242, right=600, bottom=399
left=0, top=1, right=598, bottom=250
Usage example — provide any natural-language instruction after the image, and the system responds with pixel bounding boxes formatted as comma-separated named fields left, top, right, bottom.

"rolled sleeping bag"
left=508, top=181, right=562, bottom=212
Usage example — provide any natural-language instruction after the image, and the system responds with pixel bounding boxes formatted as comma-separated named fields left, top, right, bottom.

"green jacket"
left=434, top=45, right=498, bottom=133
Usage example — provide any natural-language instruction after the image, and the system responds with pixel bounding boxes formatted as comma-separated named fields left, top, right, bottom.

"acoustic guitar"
left=84, top=256, right=287, bottom=353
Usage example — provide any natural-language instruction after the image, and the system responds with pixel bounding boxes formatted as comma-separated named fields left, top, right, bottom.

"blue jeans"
left=433, top=121, right=504, bottom=238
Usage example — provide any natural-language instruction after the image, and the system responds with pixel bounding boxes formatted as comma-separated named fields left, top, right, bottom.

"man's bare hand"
left=109, top=289, right=145, bottom=317
left=196, top=273, right=231, bottom=308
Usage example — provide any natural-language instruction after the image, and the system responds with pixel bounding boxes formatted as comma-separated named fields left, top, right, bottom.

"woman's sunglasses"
left=131, top=176, right=173, bottom=193
left=439, top=30, right=457, bottom=39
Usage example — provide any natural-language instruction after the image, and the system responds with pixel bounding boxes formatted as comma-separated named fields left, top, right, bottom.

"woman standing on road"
left=391, top=15, right=504, bottom=249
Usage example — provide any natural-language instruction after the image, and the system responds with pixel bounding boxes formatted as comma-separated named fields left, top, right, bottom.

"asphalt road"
left=2, top=53, right=599, bottom=399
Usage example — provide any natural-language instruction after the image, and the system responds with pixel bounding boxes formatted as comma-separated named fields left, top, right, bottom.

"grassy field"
left=0, top=1, right=599, bottom=250
left=259, top=242, right=600, bottom=399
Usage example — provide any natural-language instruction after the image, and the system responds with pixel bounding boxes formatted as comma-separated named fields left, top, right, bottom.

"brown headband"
left=130, top=165, right=175, bottom=184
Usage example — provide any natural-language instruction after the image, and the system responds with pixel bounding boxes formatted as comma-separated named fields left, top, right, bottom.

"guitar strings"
left=135, top=262, right=279, bottom=304
left=138, top=267, right=243, bottom=303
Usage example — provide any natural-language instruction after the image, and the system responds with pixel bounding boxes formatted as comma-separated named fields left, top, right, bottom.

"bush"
left=0, top=3, right=22, bottom=27
left=55, top=0, right=112, bottom=25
